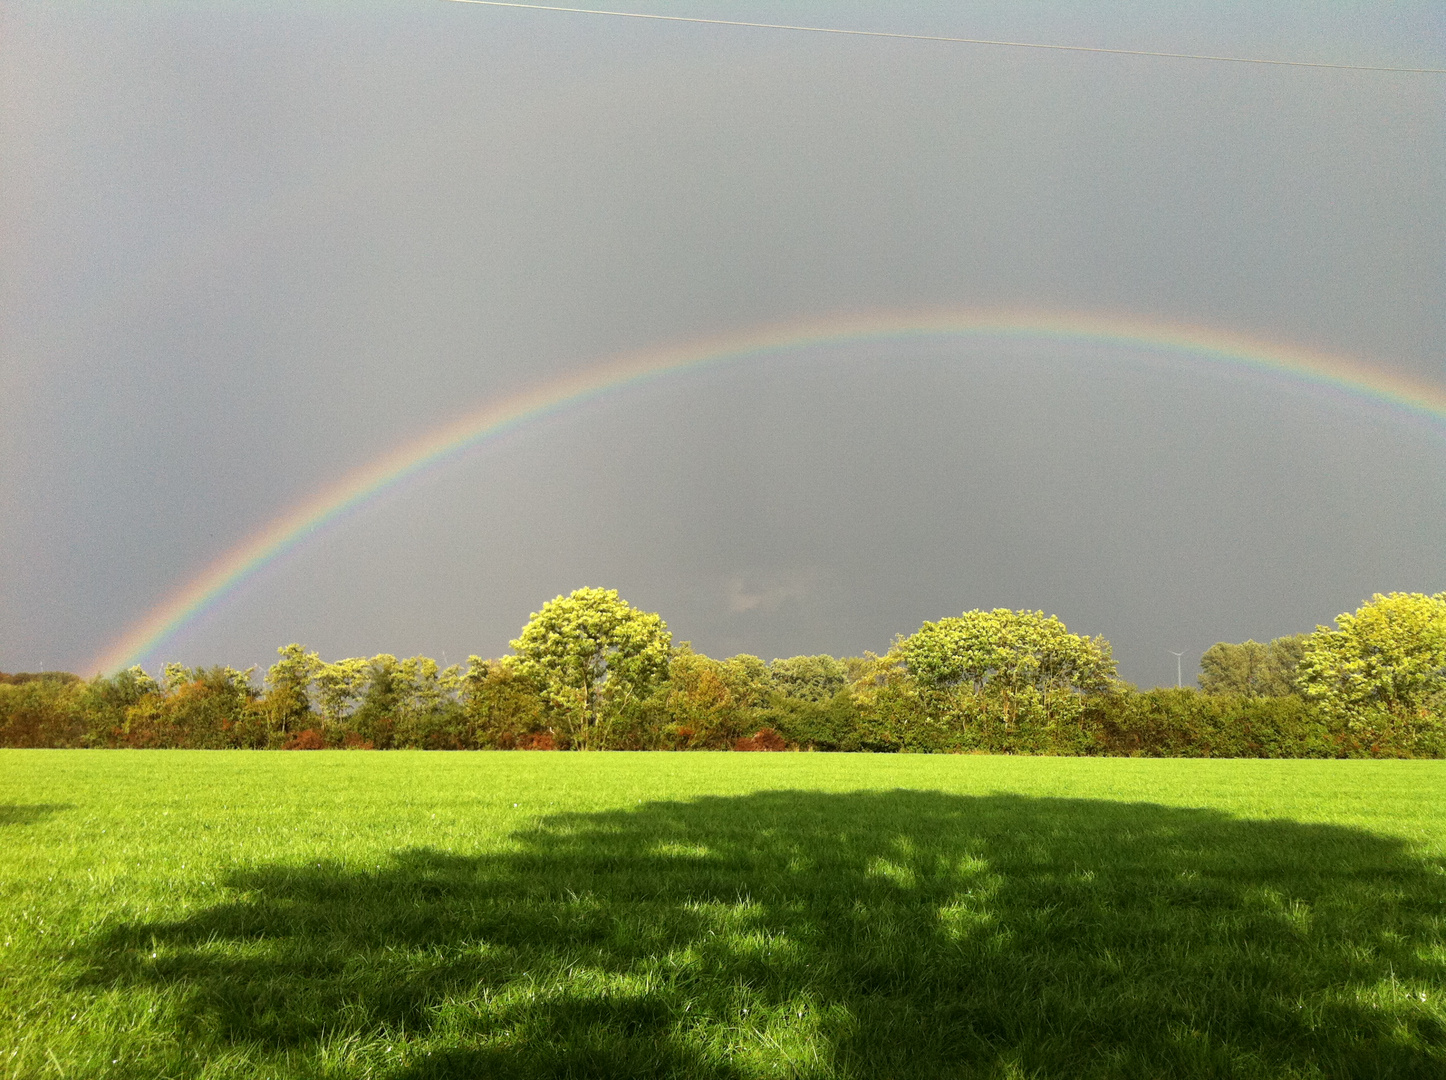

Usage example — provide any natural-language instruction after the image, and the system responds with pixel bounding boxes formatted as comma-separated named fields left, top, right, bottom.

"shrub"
left=0, top=677, right=86, bottom=748
left=767, top=655, right=847, bottom=703
left=735, top=728, right=787, bottom=751
left=130, top=667, right=261, bottom=749
left=660, top=649, right=753, bottom=749
left=761, top=692, right=860, bottom=751
left=1083, top=689, right=1348, bottom=758
left=459, top=657, right=548, bottom=748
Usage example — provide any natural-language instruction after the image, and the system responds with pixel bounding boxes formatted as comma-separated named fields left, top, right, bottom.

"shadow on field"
left=80, top=791, right=1445, bottom=1078
left=0, top=802, right=71, bottom=825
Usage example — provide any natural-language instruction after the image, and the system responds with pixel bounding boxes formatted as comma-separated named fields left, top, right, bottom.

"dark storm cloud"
left=2, top=1, right=1442, bottom=685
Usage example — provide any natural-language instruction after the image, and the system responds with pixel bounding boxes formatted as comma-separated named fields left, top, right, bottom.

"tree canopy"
left=897, top=609, right=1117, bottom=698
left=767, top=655, right=848, bottom=703
left=509, top=587, right=672, bottom=748
left=1198, top=635, right=1306, bottom=697
left=1298, top=592, right=1446, bottom=722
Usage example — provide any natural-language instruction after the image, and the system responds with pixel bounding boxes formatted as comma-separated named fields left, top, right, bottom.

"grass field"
left=2, top=752, right=1444, bottom=1079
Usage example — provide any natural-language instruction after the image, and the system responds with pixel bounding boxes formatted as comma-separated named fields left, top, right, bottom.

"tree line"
left=3, top=589, right=1444, bottom=756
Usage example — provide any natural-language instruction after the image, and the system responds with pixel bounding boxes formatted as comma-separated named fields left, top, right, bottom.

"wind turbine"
left=1168, top=650, right=1185, bottom=689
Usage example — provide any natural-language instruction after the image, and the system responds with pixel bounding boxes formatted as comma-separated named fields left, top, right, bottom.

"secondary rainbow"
left=88, top=308, right=1446, bottom=674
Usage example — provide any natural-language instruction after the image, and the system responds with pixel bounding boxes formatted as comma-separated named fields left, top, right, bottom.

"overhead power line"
left=442, top=0, right=1446, bottom=74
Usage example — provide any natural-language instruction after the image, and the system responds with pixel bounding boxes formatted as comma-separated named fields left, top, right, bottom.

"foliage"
left=509, top=587, right=672, bottom=748
left=0, top=670, right=81, bottom=686
left=6, top=589, right=1445, bottom=757
left=390, top=655, right=467, bottom=749
left=460, top=656, right=549, bottom=748
left=1198, top=635, right=1306, bottom=696
left=899, top=608, right=1116, bottom=697
left=313, top=656, right=370, bottom=739
left=896, top=608, right=1117, bottom=739
left=0, top=675, right=86, bottom=748
left=733, top=726, right=787, bottom=750
left=1298, top=593, right=1446, bottom=752
left=262, top=644, right=321, bottom=740
left=658, top=647, right=742, bottom=749
left=1085, top=689, right=1342, bottom=758
left=766, top=654, right=847, bottom=703
left=348, top=653, right=403, bottom=748
left=77, top=666, right=161, bottom=745
left=120, top=666, right=261, bottom=749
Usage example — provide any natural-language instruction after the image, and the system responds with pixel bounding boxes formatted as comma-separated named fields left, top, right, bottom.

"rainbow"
left=88, top=309, right=1446, bottom=674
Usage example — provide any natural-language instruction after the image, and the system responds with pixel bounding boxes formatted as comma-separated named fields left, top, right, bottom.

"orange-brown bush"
left=734, top=727, right=788, bottom=751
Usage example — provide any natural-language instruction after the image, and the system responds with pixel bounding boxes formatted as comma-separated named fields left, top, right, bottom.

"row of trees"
left=4, top=589, right=1444, bottom=756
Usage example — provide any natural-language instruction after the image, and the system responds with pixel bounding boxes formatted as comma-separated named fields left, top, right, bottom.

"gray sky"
left=3, top=1, right=1444, bottom=687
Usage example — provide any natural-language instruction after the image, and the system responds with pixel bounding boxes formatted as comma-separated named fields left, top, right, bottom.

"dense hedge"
left=4, top=662, right=1441, bottom=757
left=9, top=592, right=1443, bottom=755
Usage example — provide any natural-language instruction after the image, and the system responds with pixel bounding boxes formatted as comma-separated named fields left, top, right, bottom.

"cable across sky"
left=442, top=0, right=1446, bottom=74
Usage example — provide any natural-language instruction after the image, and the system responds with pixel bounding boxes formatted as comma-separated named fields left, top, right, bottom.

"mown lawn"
left=2, top=751, right=1443, bottom=1079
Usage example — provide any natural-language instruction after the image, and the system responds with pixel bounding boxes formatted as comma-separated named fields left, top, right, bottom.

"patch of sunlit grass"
left=1, top=751, right=1444, bottom=1077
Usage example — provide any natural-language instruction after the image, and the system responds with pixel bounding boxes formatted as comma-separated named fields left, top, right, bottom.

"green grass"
left=2, top=752, right=1444, bottom=1079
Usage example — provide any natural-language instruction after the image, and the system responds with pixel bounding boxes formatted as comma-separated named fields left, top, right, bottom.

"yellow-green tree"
left=314, top=657, right=370, bottom=741
left=897, top=608, right=1116, bottom=725
left=123, top=665, right=258, bottom=748
left=1298, top=592, right=1446, bottom=730
left=768, top=655, right=847, bottom=703
left=263, top=644, right=321, bottom=738
left=510, top=588, right=671, bottom=749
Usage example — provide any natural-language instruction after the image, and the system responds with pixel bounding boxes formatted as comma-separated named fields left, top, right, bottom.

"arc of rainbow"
left=88, top=309, right=1446, bottom=675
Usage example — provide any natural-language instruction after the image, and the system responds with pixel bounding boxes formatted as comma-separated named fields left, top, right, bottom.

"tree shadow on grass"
left=80, top=792, right=1445, bottom=1078
left=0, top=802, right=72, bottom=825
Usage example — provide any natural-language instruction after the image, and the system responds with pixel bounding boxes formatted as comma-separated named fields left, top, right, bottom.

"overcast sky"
left=3, top=1, right=1443, bottom=687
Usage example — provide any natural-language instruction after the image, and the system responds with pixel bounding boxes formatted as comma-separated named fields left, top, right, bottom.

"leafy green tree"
left=659, top=646, right=762, bottom=749
left=900, top=609, right=1115, bottom=696
left=719, top=654, right=771, bottom=709
left=122, top=665, right=259, bottom=749
left=351, top=654, right=402, bottom=748
left=79, top=665, right=158, bottom=717
left=163, top=662, right=193, bottom=693
left=392, top=655, right=466, bottom=748
left=58, top=666, right=161, bottom=747
left=898, top=611, right=1007, bottom=694
left=461, top=656, right=549, bottom=747
left=768, top=655, right=847, bottom=703
left=837, top=651, right=926, bottom=751
left=1298, top=593, right=1446, bottom=730
left=314, top=657, right=371, bottom=740
left=0, top=676, right=86, bottom=747
left=897, top=609, right=1116, bottom=725
left=263, top=644, right=321, bottom=739
left=510, top=588, right=672, bottom=749
left=0, top=670, right=81, bottom=686
left=1198, top=635, right=1305, bottom=697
